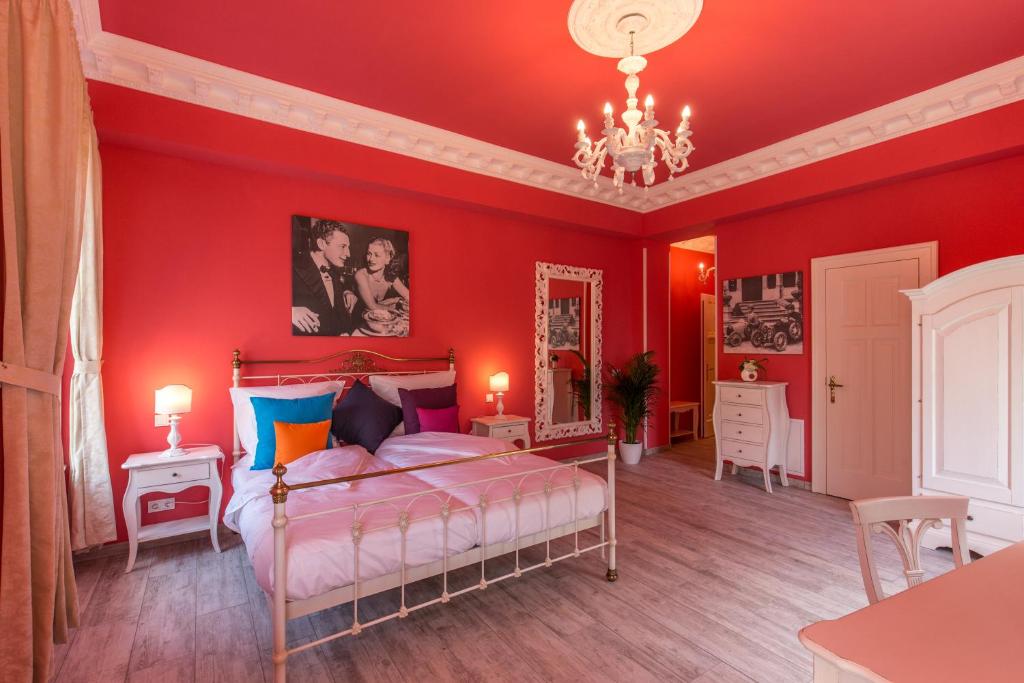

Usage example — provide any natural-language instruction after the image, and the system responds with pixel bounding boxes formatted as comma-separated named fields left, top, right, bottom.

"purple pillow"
left=398, top=383, right=457, bottom=434
left=416, top=405, right=461, bottom=434
left=331, top=380, right=402, bottom=454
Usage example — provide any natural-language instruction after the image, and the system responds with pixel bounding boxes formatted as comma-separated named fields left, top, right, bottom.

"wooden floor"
left=52, top=440, right=958, bottom=682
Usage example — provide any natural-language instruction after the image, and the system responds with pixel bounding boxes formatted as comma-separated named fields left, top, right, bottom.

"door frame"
left=810, top=242, right=938, bottom=494
left=699, top=292, right=717, bottom=437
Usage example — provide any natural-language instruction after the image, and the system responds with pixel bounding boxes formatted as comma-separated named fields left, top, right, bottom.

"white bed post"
left=270, top=464, right=290, bottom=683
left=232, top=350, right=242, bottom=463
left=606, top=420, right=618, bottom=582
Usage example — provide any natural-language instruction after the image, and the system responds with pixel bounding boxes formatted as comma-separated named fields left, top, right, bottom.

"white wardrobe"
left=904, top=255, right=1024, bottom=555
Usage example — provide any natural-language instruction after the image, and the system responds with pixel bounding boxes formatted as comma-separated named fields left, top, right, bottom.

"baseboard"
left=643, top=444, right=670, bottom=457
left=72, top=524, right=235, bottom=562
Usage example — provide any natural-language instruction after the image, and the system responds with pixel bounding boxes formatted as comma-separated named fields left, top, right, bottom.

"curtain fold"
left=68, top=130, right=115, bottom=551
left=1, top=0, right=93, bottom=678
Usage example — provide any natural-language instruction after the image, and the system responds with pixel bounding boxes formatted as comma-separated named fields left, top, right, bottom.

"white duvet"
left=225, top=433, right=608, bottom=600
left=225, top=447, right=479, bottom=600
left=375, top=433, right=608, bottom=546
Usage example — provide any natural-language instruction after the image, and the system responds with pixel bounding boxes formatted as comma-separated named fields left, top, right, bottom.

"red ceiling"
left=98, top=1, right=1023, bottom=172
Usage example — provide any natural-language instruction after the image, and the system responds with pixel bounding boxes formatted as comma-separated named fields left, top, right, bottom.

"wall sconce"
left=155, top=384, right=192, bottom=457
left=697, top=261, right=716, bottom=284
left=488, top=372, right=510, bottom=417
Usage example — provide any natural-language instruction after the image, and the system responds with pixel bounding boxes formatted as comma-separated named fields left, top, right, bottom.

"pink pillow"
left=415, top=405, right=461, bottom=433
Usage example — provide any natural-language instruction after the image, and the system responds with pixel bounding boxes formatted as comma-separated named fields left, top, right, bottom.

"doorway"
left=669, top=236, right=717, bottom=447
left=810, top=242, right=937, bottom=499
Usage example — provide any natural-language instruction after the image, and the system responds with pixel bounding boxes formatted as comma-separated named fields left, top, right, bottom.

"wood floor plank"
left=129, top=569, right=197, bottom=675
left=56, top=618, right=137, bottom=683
left=195, top=544, right=249, bottom=617
left=67, top=439, right=963, bottom=683
left=195, top=605, right=264, bottom=683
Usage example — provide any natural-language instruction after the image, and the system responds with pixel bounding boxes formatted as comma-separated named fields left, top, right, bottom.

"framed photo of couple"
left=291, top=215, right=411, bottom=337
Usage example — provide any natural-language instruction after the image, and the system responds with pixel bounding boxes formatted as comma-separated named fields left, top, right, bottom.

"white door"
left=824, top=259, right=920, bottom=500
left=922, top=287, right=1023, bottom=504
left=700, top=294, right=717, bottom=437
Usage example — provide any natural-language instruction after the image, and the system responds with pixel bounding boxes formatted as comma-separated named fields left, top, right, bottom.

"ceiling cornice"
left=72, top=0, right=1024, bottom=215
left=643, top=57, right=1024, bottom=210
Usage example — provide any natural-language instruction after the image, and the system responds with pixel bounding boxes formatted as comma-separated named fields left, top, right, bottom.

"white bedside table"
left=470, top=415, right=532, bottom=449
left=121, top=445, right=224, bottom=572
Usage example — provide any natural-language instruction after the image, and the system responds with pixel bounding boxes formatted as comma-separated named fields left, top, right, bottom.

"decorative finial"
left=232, top=349, right=241, bottom=369
left=448, top=348, right=456, bottom=367
left=608, top=419, right=617, bottom=444
left=270, top=463, right=289, bottom=503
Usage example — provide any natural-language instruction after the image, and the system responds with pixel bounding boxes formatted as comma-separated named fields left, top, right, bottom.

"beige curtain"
left=1, top=0, right=94, bottom=678
left=68, top=134, right=115, bottom=551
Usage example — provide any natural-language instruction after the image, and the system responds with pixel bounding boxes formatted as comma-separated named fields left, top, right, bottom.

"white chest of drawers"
left=713, top=381, right=790, bottom=493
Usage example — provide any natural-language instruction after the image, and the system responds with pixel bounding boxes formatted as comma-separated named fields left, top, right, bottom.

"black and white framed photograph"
left=722, top=271, right=803, bottom=354
left=291, top=215, right=410, bottom=337
left=548, top=296, right=581, bottom=351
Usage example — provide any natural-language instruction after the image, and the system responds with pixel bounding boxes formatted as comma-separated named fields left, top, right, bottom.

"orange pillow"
left=273, top=419, right=332, bottom=466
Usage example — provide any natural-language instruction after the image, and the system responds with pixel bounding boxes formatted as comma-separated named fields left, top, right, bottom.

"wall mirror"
left=534, top=261, right=603, bottom=441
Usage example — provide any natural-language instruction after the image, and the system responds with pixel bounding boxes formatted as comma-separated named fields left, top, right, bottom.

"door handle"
left=828, top=376, right=844, bottom=404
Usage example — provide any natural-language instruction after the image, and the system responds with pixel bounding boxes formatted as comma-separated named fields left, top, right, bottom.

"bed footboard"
left=268, top=426, right=619, bottom=683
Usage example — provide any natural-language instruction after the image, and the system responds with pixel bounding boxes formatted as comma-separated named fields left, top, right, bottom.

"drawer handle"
left=738, top=430, right=743, bottom=434
left=967, top=515, right=974, bottom=521
left=737, top=413, right=742, bottom=417
left=171, top=472, right=179, bottom=478
left=738, top=449, right=743, bottom=453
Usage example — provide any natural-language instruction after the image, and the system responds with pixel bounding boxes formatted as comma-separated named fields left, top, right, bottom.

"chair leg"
left=731, top=463, right=739, bottom=475
left=763, top=467, right=774, bottom=494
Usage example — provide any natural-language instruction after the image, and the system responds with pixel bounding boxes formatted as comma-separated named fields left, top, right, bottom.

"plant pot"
left=741, top=368, right=758, bottom=382
left=619, top=441, right=643, bottom=465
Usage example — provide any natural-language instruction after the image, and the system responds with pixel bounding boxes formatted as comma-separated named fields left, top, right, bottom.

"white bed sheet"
left=374, top=432, right=608, bottom=546
left=225, top=447, right=479, bottom=600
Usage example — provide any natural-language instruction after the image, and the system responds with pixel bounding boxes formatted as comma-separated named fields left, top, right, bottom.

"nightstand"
left=121, top=445, right=224, bottom=572
left=470, top=415, right=532, bottom=449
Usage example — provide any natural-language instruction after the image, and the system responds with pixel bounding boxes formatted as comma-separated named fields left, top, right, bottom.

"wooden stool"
left=670, top=401, right=700, bottom=441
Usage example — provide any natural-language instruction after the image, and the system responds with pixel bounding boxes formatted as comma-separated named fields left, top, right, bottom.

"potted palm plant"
left=605, top=351, right=660, bottom=465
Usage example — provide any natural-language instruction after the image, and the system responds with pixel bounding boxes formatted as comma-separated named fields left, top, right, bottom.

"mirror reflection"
left=547, top=279, right=592, bottom=425
left=534, top=262, right=602, bottom=441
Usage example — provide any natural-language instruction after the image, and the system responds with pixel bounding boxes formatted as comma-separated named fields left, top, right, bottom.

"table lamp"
left=155, top=384, right=192, bottom=457
left=489, top=372, right=510, bottom=417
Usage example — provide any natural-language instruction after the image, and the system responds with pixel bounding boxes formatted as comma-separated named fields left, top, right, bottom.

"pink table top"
left=800, top=542, right=1024, bottom=682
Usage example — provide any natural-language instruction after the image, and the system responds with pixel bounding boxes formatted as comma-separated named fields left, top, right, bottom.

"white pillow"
left=229, top=381, right=345, bottom=456
left=368, top=371, right=456, bottom=407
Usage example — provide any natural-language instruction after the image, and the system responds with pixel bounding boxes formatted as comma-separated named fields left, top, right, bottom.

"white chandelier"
left=568, top=0, right=703, bottom=192
left=573, top=32, right=694, bottom=192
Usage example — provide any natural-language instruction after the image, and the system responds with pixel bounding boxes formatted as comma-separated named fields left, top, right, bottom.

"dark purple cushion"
left=331, top=380, right=402, bottom=454
left=398, top=383, right=458, bottom=434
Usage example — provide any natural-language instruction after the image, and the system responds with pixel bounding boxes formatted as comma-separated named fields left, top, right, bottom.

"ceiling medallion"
left=568, top=0, right=702, bottom=192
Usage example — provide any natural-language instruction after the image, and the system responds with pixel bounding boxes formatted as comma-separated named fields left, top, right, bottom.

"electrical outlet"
left=148, top=498, right=175, bottom=513
left=485, top=393, right=494, bottom=403
left=154, top=413, right=169, bottom=427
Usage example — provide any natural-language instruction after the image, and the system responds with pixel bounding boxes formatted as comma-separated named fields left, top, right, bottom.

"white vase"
left=619, top=441, right=643, bottom=465
left=740, top=365, right=759, bottom=382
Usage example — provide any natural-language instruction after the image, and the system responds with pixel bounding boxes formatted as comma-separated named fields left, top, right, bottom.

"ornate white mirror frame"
left=534, top=261, right=603, bottom=441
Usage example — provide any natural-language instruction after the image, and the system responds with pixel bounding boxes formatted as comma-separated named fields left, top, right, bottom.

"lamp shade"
left=488, top=372, right=510, bottom=393
left=155, top=384, right=192, bottom=415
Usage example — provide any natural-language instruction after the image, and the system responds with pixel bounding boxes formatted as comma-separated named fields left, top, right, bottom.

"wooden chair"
left=849, top=495, right=970, bottom=604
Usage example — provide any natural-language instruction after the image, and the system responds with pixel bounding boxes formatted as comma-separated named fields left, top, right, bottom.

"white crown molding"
left=72, top=0, right=1024, bottom=216
left=643, top=57, right=1024, bottom=211
left=70, top=0, right=647, bottom=212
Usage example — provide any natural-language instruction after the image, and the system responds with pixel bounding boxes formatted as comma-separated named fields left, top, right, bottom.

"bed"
left=227, top=348, right=618, bottom=683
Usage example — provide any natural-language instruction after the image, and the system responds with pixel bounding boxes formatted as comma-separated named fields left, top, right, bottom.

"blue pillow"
left=250, top=393, right=334, bottom=470
left=331, top=380, right=403, bottom=454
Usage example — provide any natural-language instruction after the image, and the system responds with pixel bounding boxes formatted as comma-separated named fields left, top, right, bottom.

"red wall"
left=708, top=153, right=1024, bottom=479
left=669, top=247, right=715, bottom=404
left=96, top=143, right=644, bottom=541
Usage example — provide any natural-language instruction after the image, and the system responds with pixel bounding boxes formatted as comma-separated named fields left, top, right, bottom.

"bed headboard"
left=230, top=348, right=455, bottom=463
